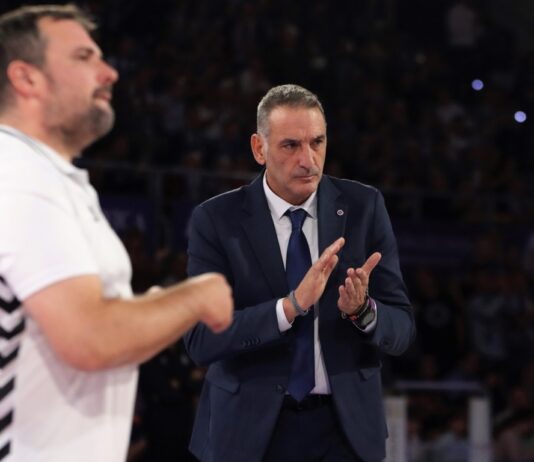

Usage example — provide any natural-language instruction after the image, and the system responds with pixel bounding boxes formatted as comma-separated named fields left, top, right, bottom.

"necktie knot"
left=287, top=208, right=307, bottom=232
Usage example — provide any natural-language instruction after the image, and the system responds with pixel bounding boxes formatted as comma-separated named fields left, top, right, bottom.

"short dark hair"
left=256, top=84, right=325, bottom=137
left=0, top=4, right=95, bottom=110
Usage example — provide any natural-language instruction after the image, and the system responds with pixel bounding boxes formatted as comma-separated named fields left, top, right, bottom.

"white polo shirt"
left=0, top=125, right=138, bottom=461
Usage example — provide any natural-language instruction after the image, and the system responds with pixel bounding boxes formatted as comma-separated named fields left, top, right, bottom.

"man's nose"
left=99, top=60, right=119, bottom=84
left=298, top=145, right=314, bottom=168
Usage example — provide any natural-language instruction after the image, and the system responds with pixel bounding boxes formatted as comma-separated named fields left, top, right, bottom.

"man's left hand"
left=337, top=252, right=381, bottom=316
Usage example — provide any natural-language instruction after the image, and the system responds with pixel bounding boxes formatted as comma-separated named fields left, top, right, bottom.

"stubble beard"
left=62, top=104, right=114, bottom=149
left=43, top=74, right=115, bottom=153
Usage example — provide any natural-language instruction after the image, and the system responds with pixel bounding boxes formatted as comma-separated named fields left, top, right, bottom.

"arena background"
left=1, top=1, right=533, bottom=461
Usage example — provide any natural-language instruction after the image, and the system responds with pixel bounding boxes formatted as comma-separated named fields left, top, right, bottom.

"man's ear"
left=251, top=133, right=266, bottom=166
left=6, top=60, right=43, bottom=99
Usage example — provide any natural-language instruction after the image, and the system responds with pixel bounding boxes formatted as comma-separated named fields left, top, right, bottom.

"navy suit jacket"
left=184, top=174, right=415, bottom=462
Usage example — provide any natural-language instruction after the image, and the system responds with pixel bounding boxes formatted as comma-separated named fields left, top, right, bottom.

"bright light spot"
left=471, top=79, right=484, bottom=91
left=514, top=111, right=527, bottom=123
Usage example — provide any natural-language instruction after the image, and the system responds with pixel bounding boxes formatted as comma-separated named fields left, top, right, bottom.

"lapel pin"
left=337, top=209, right=344, bottom=216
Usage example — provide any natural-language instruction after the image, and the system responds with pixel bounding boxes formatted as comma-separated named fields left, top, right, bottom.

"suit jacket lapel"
left=317, top=176, right=347, bottom=284
left=241, top=174, right=289, bottom=297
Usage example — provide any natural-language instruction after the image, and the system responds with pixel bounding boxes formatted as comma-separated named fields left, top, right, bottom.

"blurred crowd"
left=92, top=1, right=534, bottom=461
left=3, top=0, right=533, bottom=460
left=84, top=0, right=532, bottom=224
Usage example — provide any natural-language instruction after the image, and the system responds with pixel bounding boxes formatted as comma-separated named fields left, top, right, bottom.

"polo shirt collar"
left=0, top=124, right=88, bottom=183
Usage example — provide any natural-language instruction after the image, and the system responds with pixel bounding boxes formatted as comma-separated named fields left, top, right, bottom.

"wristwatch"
left=354, top=300, right=376, bottom=329
left=341, top=293, right=369, bottom=321
left=341, top=295, right=376, bottom=329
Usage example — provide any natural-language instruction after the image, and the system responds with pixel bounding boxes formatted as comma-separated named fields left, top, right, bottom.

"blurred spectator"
left=428, top=412, right=470, bottom=462
left=494, top=411, right=534, bottom=462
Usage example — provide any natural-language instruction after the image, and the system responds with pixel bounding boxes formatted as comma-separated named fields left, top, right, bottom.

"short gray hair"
left=256, top=84, right=325, bottom=137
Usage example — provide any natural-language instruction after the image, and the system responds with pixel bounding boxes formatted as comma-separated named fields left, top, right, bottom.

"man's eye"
left=75, top=50, right=95, bottom=61
left=283, top=143, right=297, bottom=149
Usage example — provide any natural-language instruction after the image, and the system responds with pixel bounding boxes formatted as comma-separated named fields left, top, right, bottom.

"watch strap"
left=353, top=297, right=377, bottom=329
left=341, top=289, right=370, bottom=321
left=341, top=295, right=377, bottom=330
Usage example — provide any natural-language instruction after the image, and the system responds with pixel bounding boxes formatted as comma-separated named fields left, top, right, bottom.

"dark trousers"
left=263, top=395, right=363, bottom=462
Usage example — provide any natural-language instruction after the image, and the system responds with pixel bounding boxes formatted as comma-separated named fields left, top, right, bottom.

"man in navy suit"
left=184, top=84, right=415, bottom=462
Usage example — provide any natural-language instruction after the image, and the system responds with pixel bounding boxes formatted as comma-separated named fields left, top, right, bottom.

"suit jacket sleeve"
left=361, top=190, right=415, bottom=355
left=183, top=204, right=288, bottom=367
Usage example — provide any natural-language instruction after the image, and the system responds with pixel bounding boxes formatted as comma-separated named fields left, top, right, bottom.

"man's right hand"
left=189, top=273, right=234, bottom=333
left=283, top=237, right=345, bottom=322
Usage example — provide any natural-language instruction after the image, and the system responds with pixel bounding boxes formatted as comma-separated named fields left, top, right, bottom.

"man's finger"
left=326, top=237, right=345, bottom=256
left=324, top=254, right=339, bottom=276
left=317, top=237, right=345, bottom=268
left=344, top=276, right=356, bottom=297
left=361, top=252, right=381, bottom=275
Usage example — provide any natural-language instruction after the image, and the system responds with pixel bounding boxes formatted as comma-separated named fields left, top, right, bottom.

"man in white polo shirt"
left=0, top=4, right=233, bottom=461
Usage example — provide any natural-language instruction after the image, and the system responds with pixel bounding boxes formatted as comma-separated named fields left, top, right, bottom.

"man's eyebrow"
left=71, top=46, right=102, bottom=58
left=279, top=138, right=301, bottom=145
left=278, top=134, right=325, bottom=145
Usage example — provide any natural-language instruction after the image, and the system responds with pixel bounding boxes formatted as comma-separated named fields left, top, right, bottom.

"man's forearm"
left=24, top=273, right=233, bottom=371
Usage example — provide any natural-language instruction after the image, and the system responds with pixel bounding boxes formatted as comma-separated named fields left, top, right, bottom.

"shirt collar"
left=262, top=173, right=317, bottom=221
left=0, top=124, right=88, bottom=183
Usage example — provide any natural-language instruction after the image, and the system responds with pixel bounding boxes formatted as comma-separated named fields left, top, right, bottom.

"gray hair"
left=0, top=4, right=95, bottom=110
left=256, top=84, right=325, bottom=137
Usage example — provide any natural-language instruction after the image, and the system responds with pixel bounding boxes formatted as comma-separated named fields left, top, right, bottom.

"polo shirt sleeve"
left=0, top=190, right=98, bottom=301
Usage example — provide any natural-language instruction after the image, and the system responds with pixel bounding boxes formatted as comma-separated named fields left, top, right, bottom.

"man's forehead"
left=267, top=105, right=326, bottom=136
left=38, top=17, right=99, bottom=52
left=269, top=105, right=323, bottom=118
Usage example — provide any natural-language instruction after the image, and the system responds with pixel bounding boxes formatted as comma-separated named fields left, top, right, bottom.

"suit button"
left=276, top=385, right=285, bottom=394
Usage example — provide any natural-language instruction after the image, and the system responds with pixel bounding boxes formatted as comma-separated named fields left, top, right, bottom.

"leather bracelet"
left=289, top=290, right=310, bottom=317
left=341, top=289, right=369, bottom=321
left=341, top=296, right=376, bottom=330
